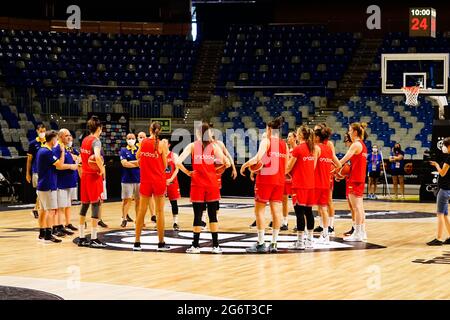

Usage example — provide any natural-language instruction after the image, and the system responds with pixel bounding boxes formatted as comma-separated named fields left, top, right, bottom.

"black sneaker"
left=90, top=239, right=107, bottom=248
left=52, top=229, right=66, bottom=238
left=313, top=226, right=323, bottom=233
left=126, top=215, right=134, bottom=222
left=121, top=220, right=127, bottom=228
left=61, top=227, right=74, bottom=236
left=293, top=226, right=298, bottom=232
left=151, top=215, right=157, bottom=223
left=133, top=242, right=142, bottom=251
left=249, top=220, right=257, bottom=229
left=328, top=226, right=335, bottom=236
left=157, top=242, right=170, bottom=251
left=427, top=238, right=443, bottom=246
left=269, top=243, right=278, bottom=253
left=173, top=223, right=179, bottom=231
left=32, top=210, right=39, bottom=219
left=65, top=224, right=78, bottom=231
left=45, top=236, right=62, bottom=243
left=98, top=220, right=108, bottom=228
left=444, top=238, right=450, bottom=245
left=344, top=227, right=354, bottom=237
left=77, top=238, right=90, bottom=247
left=280, top=224, right=289, bottom=231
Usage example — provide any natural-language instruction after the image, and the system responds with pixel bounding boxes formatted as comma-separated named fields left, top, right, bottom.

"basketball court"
left=0, top=0, right=450, bottom=306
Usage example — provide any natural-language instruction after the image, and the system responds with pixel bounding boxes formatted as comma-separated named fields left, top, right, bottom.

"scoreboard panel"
left=409, top=7, right=436, bottom=38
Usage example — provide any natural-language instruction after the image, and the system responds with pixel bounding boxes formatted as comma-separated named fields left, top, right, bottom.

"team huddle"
left=27, top=115, right=368, bottom=253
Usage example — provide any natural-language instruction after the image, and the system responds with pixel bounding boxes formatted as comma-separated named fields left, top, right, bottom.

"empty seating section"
left=0, top=99, right=59, bottom=157
left=327, top=96, right=432, bottom=159
left=0, top=29, right=199, bottom=117
left=217, top=25, right=358, bottom=97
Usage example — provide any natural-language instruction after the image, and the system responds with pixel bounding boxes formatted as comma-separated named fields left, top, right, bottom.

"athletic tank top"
left=349, top=140, right=367, bottom=184
left=315, top=143, right=333, bottom=189
left=139, top=137, right=165, bottom=183
left=80, top=135, right=98, bottom=174
left=291, top=142, right=315, bottom=189
left=165, top=151, right=179, bottom=184
left=256, top=137, right=287, bottom=186
left=191, top=140, right=218, bottom=188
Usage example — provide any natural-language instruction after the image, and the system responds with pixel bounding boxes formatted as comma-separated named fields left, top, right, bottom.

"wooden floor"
left=1, top=198, right=449, bottom=300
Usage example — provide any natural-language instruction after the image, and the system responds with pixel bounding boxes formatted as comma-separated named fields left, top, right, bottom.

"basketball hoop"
left=401, top=86, right=420, bottom=106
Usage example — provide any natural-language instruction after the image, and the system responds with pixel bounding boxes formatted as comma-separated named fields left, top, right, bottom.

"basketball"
left=336, top=163, right=351, bottom=179
left=215, top=163, right=227, bottom=175
left=249, top=161, right=263, bottom=173
left=88, top=154, right=101, bottom=172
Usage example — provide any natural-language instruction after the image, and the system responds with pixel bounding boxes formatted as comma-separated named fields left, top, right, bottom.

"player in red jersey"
left=340, top=132, right=356, bottom=236
left=165, top=139, right=181, bottom=231
left=313, top=124, right=341, bottom=244
left=339, top=122, right=368, bottom=242
left=77, top=116, right=107, bottom=248
left=282, top=131, right=297, bottom=231
left=287, top=125, right=320, bottom=250
left=312, top=123, right=337, bottom=235
left=240, top=116, right=287, bottom=253
left=133, top=122, right=170, bottom=251
left=177, top=122, right=230, bottom=254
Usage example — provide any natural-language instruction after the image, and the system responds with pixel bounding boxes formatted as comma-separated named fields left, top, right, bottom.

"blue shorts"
left=437, top=189, right=450, bottom=215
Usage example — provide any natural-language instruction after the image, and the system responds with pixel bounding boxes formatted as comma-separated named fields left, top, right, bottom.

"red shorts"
left=190, top=185, right=220, bottom=203
left=254, top=184, right=284, bottom=204
left=284, top=182, right=292, bottom=195
left=166, top=183, right=181, bottom=201
left=315, top=188, right=330, bottom=206
left=347, top=181, right=365, bottom=198
left=80, top=173, right=103, bottom=203
left=140, top=181, right=166, bottom=197
left=291, top=188, right=315, bottom=206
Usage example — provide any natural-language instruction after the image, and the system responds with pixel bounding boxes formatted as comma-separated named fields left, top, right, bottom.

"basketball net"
left=401, top=86, right=420, bottom=106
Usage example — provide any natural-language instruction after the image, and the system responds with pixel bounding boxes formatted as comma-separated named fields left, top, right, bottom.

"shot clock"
left=409, top=7, right=436, bottom=38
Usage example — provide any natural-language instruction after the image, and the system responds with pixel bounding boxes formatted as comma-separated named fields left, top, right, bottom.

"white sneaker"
left=317, top=234, right=330, bottom=245
left=288, top=240, right=305, bottom=250
left=211, top=246, right=222, bottom=254
left=344, top=232, right=363, bottom=242
left=186, top=246, right=201, bottom=254
left=305, top=238, right=314, bottom=249
left=361, top=231, right=368, bottom=241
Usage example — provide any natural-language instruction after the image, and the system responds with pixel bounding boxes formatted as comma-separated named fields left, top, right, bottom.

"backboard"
left=381, top=53, right=449, bottom=95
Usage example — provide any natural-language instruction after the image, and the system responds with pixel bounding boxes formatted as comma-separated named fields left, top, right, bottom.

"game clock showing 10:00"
left=409, top=7, right=436, bottom=38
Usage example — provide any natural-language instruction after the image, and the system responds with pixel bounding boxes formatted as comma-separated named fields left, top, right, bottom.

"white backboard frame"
left=381, top=53, right=449, bottom=94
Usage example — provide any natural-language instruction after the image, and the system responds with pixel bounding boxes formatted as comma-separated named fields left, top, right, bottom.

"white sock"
left=307, top=230, right=313, bottom=240
left=91, top=227, right=97, bottom=240
left=79, top=225, right=85, bottom=238
left=355, top=225, right=361, bottom=236
left=272, top=229, right=279, bottom=244
left=323, top=227, right=328, bottom=237
left=361, top=224, right=366, bottom=234
left=257, top=230, right=265, bottom=245
left=202, top=211, right=206, bottom=221
left=319, top=216, right=323, bottom=228
left=297, top=231, right=304, bottom=241
left=329, top=217, right=335, bottom=228
left=282, top=217, right=288, bottom=225
left=173, top=215, right=178, bottom=224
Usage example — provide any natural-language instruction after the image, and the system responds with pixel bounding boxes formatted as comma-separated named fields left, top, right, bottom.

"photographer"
left=427, top=137, right=450, bottom=246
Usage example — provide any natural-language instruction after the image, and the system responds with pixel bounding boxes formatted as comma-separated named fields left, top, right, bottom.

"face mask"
left=38, top=132, right=45, bottom=139
left=127, top=139, right=136, bottom=147
left=372, top=148, right=378, bottom=153
left=138, top=138, right=144, bottom=143
left=67, top=141, right=73, bottom=148
left=443, top=145, right=449, bottom=154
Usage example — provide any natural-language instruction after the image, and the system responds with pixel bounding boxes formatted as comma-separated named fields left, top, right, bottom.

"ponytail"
left=150, top=121, right=162, bottom=153
left=297, top=125, right=315, bottom=155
